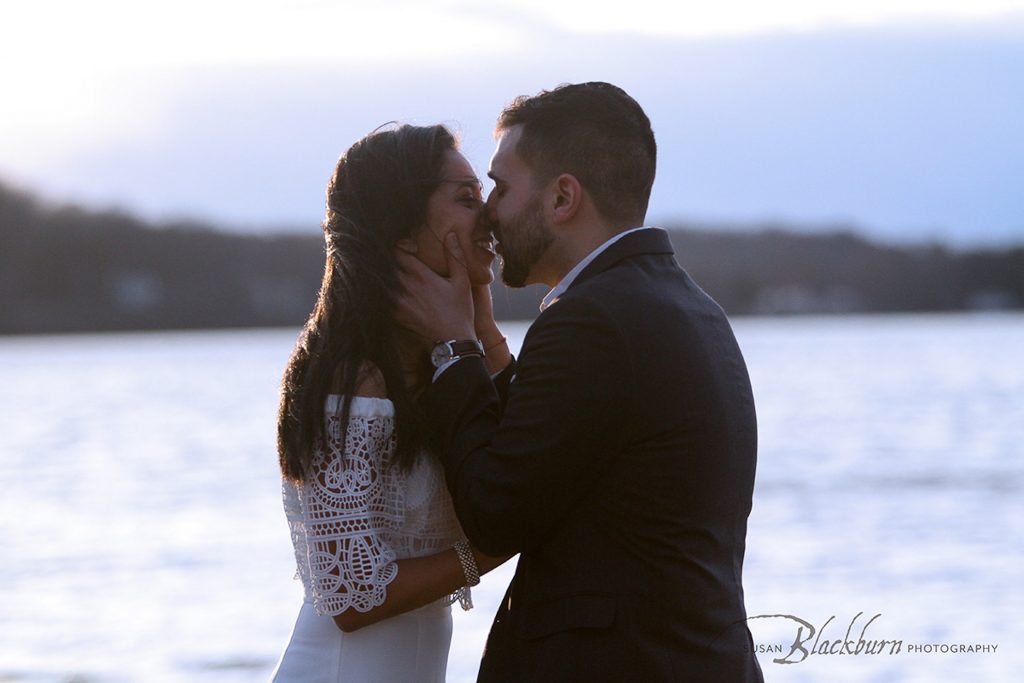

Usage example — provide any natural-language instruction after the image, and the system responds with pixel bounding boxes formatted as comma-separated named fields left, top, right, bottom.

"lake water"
left=1, top=313, right=1021, bottom=682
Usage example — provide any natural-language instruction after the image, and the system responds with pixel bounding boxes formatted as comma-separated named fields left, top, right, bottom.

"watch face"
left=430, top=342, right=453, bottom=368
left=430, top=339, right=484, bottom=368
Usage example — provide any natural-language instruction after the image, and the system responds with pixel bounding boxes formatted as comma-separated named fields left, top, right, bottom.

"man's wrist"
left=431, top=352, right=486, bottom=383
left=430, top=338, right=485, bottom=369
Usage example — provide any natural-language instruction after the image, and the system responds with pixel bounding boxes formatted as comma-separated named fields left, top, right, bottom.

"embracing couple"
left=271, top=82, right=763, bottom=682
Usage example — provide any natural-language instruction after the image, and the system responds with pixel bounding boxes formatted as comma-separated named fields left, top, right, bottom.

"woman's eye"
left=460, top=196, right=482, bottom=207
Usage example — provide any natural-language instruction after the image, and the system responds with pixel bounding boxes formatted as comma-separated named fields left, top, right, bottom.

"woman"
left=271, top=124, right=511, bottom=682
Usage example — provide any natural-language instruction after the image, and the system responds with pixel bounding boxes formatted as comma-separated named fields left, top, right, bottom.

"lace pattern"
left=283, top=396, right=471, bottom=616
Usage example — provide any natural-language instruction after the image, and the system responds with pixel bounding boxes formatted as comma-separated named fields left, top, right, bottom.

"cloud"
left=2, top=18, right=1022, bottom=245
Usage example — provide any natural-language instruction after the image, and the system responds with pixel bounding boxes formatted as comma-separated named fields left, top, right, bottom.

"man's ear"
left=551, top=174, right=583, bottom=224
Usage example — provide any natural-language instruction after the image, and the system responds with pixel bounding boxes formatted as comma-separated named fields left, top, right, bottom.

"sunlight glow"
left=2, top=0, right=522, bottom=69
left=2, top=0, right=1023, bottom=188
left=0, top=0, right=521, bottom=170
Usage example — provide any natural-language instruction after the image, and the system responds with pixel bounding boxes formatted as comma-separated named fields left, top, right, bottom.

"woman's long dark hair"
left=277, top=124, right=457, bottom=482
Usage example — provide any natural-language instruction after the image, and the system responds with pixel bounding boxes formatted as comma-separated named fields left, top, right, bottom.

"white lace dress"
left=270, top=396, right=470, bottom=683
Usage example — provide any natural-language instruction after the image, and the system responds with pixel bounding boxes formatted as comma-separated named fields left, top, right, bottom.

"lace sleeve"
left=296, top=407, right=402, bottom=616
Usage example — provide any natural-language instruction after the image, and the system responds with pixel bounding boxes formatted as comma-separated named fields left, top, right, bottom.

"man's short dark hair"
left=496, top=82, right=657, bottom=227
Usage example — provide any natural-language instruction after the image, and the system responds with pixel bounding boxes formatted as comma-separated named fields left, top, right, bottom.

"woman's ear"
left=551, top=173, right=582, bottom=224
left=396, top=237, right=419, bottom=254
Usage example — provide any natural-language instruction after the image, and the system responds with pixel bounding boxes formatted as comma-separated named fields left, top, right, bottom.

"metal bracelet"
left=453, top=539, right=481, bottom=587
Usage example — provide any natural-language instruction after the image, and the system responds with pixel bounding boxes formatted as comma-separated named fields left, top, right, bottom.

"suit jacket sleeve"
left=491, top=354, right=516, bottom=410
left=425, top=296, right=632, bottom=556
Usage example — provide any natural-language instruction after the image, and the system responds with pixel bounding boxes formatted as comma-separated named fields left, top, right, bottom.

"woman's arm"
left=472, top=284, right=512, bottom=376
left=333, top=548, right=510, bottom=633
left=326, top=366, right=511, bottom=633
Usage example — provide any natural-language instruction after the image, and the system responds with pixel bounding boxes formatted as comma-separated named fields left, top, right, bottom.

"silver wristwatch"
left=430, top=339, right=485, bottom=368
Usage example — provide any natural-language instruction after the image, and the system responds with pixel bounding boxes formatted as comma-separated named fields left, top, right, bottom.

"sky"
left=2, top=0, right=1023, bottom=246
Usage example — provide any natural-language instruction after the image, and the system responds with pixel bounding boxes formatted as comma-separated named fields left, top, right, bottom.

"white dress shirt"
left=539, top=225, right=652, bottom=311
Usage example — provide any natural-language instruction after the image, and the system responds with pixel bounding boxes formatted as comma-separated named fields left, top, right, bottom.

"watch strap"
left=431, top=338, right=485, bottom=368
left=447, top=339, right=485, bottom=358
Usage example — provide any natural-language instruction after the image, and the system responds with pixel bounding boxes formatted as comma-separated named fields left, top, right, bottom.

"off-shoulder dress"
left=270, top=396, right=470, bottom=682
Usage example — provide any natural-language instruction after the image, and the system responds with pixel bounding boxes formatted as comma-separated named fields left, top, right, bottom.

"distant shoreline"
left=2, top=181, right=1021, bottom=335
left=4, top=311, right=1023, bottom=340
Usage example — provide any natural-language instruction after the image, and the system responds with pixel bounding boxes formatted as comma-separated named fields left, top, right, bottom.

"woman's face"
left=412, top=149, right=496, bottom=286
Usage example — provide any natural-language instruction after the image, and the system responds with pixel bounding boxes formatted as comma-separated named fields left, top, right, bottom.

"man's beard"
left=497, top=195, right=553, bottom=288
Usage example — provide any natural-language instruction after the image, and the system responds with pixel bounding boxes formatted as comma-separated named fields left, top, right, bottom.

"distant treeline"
left=1, top=181, right=1021, bottom=334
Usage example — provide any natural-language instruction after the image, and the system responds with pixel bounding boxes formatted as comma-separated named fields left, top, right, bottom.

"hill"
left=1, top=181, right=1020, bottom=334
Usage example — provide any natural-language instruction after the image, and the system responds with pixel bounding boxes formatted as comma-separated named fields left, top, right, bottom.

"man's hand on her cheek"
left=395, top=233, right=476, bottom=344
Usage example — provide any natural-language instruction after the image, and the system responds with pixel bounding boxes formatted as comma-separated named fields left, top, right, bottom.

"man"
left=397, top=82, right=763, bottom=681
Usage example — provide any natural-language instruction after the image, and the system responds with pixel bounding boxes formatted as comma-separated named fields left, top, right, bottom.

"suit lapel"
left=567, top=227, right=675, bottom=293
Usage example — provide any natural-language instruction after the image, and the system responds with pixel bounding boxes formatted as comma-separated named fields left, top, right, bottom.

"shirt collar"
left=539, top=226, right=652, bottom=311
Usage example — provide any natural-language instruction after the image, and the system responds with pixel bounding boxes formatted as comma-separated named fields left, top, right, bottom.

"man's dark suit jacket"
left=426, top=228, right=763, bottom=682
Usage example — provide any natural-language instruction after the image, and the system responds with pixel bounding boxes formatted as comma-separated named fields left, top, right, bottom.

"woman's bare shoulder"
left=353, top=362, right=387, bottom=398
